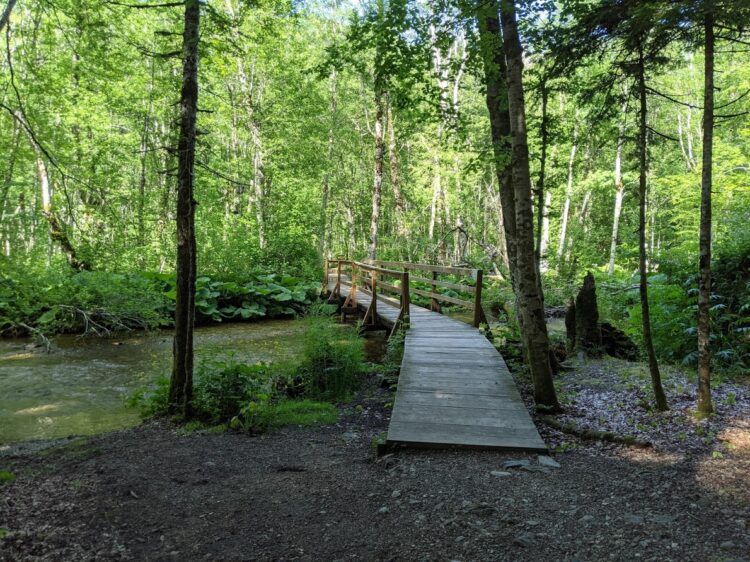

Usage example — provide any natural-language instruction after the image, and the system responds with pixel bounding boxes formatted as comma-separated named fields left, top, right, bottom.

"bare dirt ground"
left=2, top=365, right=750, bottom=562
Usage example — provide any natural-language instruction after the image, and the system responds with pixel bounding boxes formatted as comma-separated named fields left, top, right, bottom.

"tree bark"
left=386, top=99, right=406, bottom=243
left=607, top=108, right=626, bottom=275
left=697, top=12, right=714, bottom=415
left=367, top=87, right=385, bottom=260
left=475, top=0, right=517, bottom=285
left=636, top=47, right=668, bottom=411
left=169, top=0, right=200, bottom=419
left=321, top=69, right=337, bottom=259
left=539, top=190, right=551, bottom=272
left=557, top=121, right=578, bottom=259
left=535, top=75, right=549, bottom=270
left=499, top=0, right=559, bottom=410
left=0, top=0, right=16, bottom=34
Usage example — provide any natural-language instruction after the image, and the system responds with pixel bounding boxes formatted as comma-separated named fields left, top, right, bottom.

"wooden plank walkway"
left=329, top=277, right=547, bottom=451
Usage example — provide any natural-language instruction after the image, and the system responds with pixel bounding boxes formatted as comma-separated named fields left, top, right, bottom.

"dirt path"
left=2, top=380, right=749, bottom=562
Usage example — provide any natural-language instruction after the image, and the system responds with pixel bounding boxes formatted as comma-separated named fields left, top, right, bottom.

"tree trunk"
left=367, top=87, right=385, bottom=260
left=697, top=12, right=714, bottom=415
left=539, top=190, right=551, bottom=272
left=499, top=0, right=559, bottom=410
left=636, top=48, right=668, bottom=411
left=475, top=0, right=517, bottom=285
left=0, top=0, right=16, bottom=33
left=607, top=109, right=626, bottom=275
left=251, top=115, right=266, bottom=250
left=321, top=70, right=337, bottom=259
left=535, top=77, right=549, bottom=270
left=169, top=0, right=200, bottom=419
left=386, top=99, right=406, bottom=242
left=557, top=122, right=578, bottom=259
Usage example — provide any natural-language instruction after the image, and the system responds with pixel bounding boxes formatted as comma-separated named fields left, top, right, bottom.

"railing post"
left=402, top=269, right=410, bottom=328
left=335, top=260, right=342, bottom=298
left=323, top=259, right=328, bottom=294
left=473, top=269, right=486, bottom=328
left=364, top=270, right=377, bottom=326
left=431, top=270, right=441, bottom=314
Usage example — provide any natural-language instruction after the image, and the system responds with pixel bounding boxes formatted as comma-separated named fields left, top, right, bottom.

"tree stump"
left=574, top=271, right=602, bottom=357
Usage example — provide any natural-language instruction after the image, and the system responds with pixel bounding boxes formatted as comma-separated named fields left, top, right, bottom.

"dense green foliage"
left=0, top=268, right=320, bottom=337
left=0, top=0, right=747, bottom=377
left=129, top=313, right=363, bottom=430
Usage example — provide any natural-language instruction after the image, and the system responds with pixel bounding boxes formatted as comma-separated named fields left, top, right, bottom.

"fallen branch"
left=539, top=415, right=652, bottom=448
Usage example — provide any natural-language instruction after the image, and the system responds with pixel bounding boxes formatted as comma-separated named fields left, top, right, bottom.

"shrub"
left=192, top=361, right=276, bottom=424
left=297, top=316, right=365, bottom=400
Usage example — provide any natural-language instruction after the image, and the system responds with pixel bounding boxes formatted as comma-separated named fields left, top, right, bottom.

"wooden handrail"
left=324, top=258, right=483, bottom=329
left=372, top=259, right=478, bottom=277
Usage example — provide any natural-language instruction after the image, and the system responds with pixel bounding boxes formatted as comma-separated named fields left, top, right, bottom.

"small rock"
left=526, top=520, right=540, bottom=527
left=391, top=490, right=401, bottom=498
left=651, top=515, right=676, bottom=525
left=624, top=514, right=644, bottom=525
left=578, top=515, right=594, bottom=525
left=513, top=532, right=535, bottom=547
left=378, top=506, right=389, bottom=514
left=503, top=459, right=531, bottom=469
left=538, top=455, right=561, bottom=468
left=490, top=470, right=512, bottom=477
left=720, top=541, right=735, bottom=550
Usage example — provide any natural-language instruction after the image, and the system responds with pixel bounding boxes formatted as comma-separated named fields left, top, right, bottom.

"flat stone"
left=578, top=515, right=594, bottom=524
left=490, top=470, right=512, bottom=477
left=503, top=459, right=531, bottom=469
left=624, top=514, right=645, bottom=525
left=538, top=455, right=561, bottom=468
left=720, top=541, right=735, bottom=550
left=651, top=515, right=676, bottom=525
left=513, top=532, right=535, bottom=547
left=378, top=506, right=389, bottom=514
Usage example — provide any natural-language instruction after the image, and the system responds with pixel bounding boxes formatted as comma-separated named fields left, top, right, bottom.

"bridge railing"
left=371, top=261, right=487, bottom=328
left=324, top=258, right=410, bottom=336
left=324, top=258, right=487, bottom=329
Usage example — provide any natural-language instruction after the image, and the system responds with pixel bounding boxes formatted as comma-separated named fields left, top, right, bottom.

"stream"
left=0, top=320, right=309, bottom=446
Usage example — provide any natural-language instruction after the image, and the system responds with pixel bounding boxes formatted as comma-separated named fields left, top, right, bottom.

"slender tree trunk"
left=0, top=0, right=16, bottom=33
left=539, top=190, right=551, bottom=272
left=169, top=0, right=200, bottom=419
left=386, top=99, right=406, bottom=242
left=535, top=77, right=549, bottom=270
left=321, top=70, right=337, bottom=259
left=500, top=0, right=559, bottom=410
left=557, top=122, right=578, bottom=259
left=367, top=87, right=385, bottom=261
left=608, top=110, right=626, bottom=275
left=475, top=1, right=517, bottom=285
left=0, top=122, right=19, bottom=229
left=697, top=12, right=714, bottom=415
left=251, top=115, right=266, bottom=250
left=636, top=48, right=668, bottom=411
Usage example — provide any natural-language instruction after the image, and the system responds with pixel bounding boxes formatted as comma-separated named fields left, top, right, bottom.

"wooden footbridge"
left=324, top=259, right=546, bottom=451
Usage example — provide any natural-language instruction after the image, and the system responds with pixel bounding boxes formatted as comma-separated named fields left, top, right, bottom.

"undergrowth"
left=129, top=309, right=364, bottom=433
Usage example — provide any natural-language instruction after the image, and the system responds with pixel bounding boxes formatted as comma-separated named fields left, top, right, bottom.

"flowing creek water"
left=0, top=320, right=310, bottom=446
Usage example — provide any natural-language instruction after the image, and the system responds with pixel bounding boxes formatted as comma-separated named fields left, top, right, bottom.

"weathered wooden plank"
left=330, top=271, right=545, bottom=452
left=387, top=421, right=547, bottom=451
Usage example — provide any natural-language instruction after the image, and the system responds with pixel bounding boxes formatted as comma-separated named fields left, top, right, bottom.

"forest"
left=1, top=0, right=749, bottom=560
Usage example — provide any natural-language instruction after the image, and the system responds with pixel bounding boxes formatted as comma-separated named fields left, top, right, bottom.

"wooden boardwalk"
left=329, top=277, right=547, bottom=451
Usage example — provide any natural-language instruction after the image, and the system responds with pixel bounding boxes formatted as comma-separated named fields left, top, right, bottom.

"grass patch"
left=0, top=471, right=15, bottom=484
left=253, top=400, right=338, bottom=431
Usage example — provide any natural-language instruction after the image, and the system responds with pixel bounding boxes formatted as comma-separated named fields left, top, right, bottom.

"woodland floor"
left=2, top=361, right=750, bottom=562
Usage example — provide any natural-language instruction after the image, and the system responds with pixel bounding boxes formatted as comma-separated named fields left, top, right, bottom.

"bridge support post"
left=473, top=269, right=488, bottom=328
left=390, top=269, right=410, bottom=338
left=362, top=270, right=378, bottom=327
